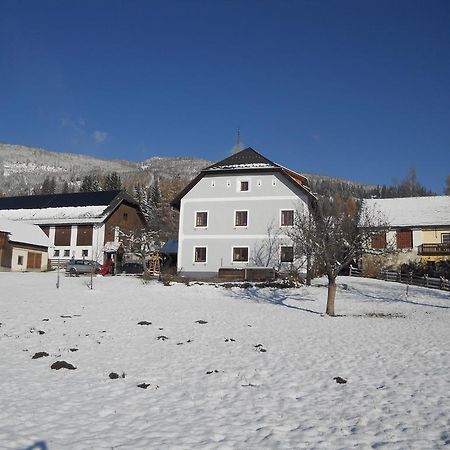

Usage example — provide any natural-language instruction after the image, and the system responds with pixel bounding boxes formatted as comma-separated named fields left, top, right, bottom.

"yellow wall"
left=422, top=228, right=450, bottom=244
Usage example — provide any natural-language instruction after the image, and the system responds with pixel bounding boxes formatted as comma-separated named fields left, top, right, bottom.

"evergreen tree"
left=41, top=176, right=56, bottom=194
left=80, top=174, right=101, bottom=192
left=62, top=181, right=70, bottom=193
left=445, top=174, right=450, bottom=195
left=103, top=172, right=122, bottom=191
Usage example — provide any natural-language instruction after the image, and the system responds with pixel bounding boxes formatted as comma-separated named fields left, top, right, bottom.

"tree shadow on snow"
left=224, top=287, right=323, bottom=315
left=346, top=284, right=450, bottom=310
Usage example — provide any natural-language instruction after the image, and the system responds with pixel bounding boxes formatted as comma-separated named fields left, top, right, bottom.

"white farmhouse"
left=171, top=147, right=316, bottom=279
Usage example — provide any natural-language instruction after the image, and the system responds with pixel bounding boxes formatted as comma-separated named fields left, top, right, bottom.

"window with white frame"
left=233, top=247, right=249, bottom=262
left=64, top=250, right=70, bottom=257
left=194, top=247, right=207, bottom=263
left=17, top=255, right=24, bottom=265
left=235, top=210, right=248, bottom=227
left=239, top=180, right=249, bottom=192
left=82, top=249, right=89, bottom=257
left=281, top=210, right=294, bottom=227
left=53, top=249, right=60, bottom=257
left=280, top=246, right=294, bottom=263
left=195, top=211, right=208, bottom=227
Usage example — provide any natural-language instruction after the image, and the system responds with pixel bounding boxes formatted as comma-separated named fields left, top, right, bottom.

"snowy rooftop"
left=363, top=196, right=450, bottom=227
left=0, top=205, right=108, bottom=224
left=0, top=218, right=50, bottom=247
left=207, top=162, right=275, bottom=170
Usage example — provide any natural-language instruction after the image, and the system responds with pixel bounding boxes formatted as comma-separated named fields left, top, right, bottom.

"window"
left=371, top=233, right=387, bottom=249
left=77, top=225, right=93, bottom=246
left=396, top=229, right=412, bottom=249
left=235, top=210, right=248, bottom=227
left=53, top=249, right=60, bottom=257
left=64, top=250, right=70, bottom=257
left=123, top=213, right=128, bottom=221
left=240, top=181, right=249, bottom=191
left=442, top=233, right=450, bottom=244
left=82, top=249, right=89, bottom=257
left=195, top=211, right=208, bottom=227
left=17, top=255, right=23, bottom=265
left=233, top=247, right=249, bottom=262
left=280, top=246, right=294, bottom=263
left=281, top=210, right=294, bottom=227
left=55, top=226, right=71, bottom=246
left=194, top=247, right=207, bottom=263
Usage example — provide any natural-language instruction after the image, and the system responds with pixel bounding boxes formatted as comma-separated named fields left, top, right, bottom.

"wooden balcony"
left=418, top=243, right=450, bottom=256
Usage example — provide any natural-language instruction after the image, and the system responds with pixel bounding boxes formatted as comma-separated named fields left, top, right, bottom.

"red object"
left=100, top=259, right=113, bottom=276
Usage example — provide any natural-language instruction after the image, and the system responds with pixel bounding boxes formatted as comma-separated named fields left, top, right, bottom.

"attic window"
left=123, top=213, right=128, bottom=221
left=240, top=181, right=249, bottom=192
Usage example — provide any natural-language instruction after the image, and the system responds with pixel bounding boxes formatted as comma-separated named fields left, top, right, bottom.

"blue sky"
left=1, top=0, right=449, bottom=192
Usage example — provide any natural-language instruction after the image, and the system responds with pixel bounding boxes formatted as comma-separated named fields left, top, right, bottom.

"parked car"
left=65, top=259, right=101, bottom=276
left=121, top=262, right=144, bottom=274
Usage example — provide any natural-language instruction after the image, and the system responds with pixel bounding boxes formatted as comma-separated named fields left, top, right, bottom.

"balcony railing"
left=418, top=243, right=450, bottom=256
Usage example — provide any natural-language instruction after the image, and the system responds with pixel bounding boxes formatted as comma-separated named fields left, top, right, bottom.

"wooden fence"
left=349, top=266, right=450, bottom=292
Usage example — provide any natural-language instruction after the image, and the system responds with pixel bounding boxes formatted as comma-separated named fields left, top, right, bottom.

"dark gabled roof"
left=205, top=147, right=277, bottom=170
left=0, top=190, right=127, bottom=210
left=171, top=147, right=315, bottom=210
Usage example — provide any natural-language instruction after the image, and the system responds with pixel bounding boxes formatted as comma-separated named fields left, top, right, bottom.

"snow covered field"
left=1, top=272, right=449, bottom=450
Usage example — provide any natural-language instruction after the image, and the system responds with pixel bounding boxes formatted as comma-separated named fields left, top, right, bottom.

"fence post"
left=424, top=274, right=428, bottom=287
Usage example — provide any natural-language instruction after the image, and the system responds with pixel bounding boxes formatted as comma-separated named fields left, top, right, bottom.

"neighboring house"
left=0, top=218, right=50, bottom=271
left=171, top=147, right=315, bottom=278
left=363, top=196, right=450, bottom=263
left=0, top=190, right=146, bottom=268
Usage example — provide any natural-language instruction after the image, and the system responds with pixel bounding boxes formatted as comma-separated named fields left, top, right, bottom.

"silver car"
left=65, top=259, right=101, bottom=276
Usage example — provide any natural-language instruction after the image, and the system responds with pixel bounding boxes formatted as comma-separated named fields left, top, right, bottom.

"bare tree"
left=251, top=221, right=283, bottom=268
left=118, top=228, right=159, bottom=270
left=290, top=197, right=388, bottom=316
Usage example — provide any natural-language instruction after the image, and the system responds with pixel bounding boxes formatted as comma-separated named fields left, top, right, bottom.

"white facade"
left=46, top=223, right=106, bottom=263
left=177, top=172, right=310, bottom=278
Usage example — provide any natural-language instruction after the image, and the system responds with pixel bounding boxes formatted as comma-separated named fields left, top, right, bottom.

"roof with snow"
left=205, top=148, right=278, bottom=170
left=0, top=190, right=141, bottom=225
left=0, top=218, right=50, bottom=248
left=363, top=196, right=450, bottom=228
left=171, top=147, right=314, bottom=209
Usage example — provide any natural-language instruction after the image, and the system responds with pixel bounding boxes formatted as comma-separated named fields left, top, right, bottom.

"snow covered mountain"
left=0, top=142, right=376, bottom=197
left=0, top=143, right=212, bottom=195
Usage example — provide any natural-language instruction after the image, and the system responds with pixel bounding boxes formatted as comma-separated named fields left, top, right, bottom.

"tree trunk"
left=306, top=252, right=312, bottom=286
left=326, top=279, right=336, bottom=316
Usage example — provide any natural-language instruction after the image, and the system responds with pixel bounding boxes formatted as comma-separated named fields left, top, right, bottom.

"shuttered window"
left=77, top=226, right=93, bottom=246
left=396, top=230, right=412, bottom=249
left=54, top=227, right=71, bottom=246
left=371, top=233, right=386, bottom=249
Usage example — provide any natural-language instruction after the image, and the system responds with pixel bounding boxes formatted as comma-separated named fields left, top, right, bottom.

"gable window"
left=235, top=211, right=248, bottom=227
left=371, top=233, right=387, bottom=249
left=396, top=229, right=412, bottom=249
left=123, top=213, right=128, bottom=221
left=281, top=210, right=294, bottom=227
left=240, top=181, right=249, bottom=192
left=280, top=246, right=294, bottom=263
left=233, top=247, right=249, bottom=262
left=195, top=211, right=208, bottom=227
left=194, top=247, right=207, bottom=263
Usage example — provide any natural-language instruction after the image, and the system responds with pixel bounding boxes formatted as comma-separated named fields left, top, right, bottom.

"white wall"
left=177, top=172, right=310, bottom=277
